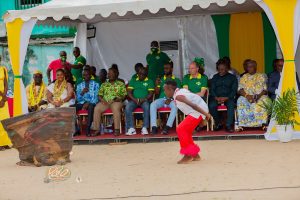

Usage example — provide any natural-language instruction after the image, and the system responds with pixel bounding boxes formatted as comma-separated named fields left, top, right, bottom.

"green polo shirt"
left=128, top=77, right=154, bottom=99
left=71, top=55, right=86, bottom=85
left=182, top=73, right=208, bottom=93
left=157, top=75, right=182, bottom=98
left=146, top=51, right=171, bottom=81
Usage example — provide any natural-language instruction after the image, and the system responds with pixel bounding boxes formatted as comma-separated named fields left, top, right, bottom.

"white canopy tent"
left=3, top=0, right=300, bottom=141
left=4, top=0, right=264, bottom=80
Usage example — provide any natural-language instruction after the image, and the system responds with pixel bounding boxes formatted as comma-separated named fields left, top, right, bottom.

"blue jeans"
left=125, top=100, right=150, bottom=131
left=150, top=98, right=177, bottom=128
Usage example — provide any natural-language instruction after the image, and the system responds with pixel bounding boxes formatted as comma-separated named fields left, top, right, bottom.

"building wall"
left=0, top=43, right=74, bottom=92
left=0, top=0, right=75, bottom=38
left=0, top=0, right=76, bottom=94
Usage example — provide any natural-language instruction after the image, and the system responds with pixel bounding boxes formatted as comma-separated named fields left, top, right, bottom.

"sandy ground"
left=1, top=139, right=300, bottom=200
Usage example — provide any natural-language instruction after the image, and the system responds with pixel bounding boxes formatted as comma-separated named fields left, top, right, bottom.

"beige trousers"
left=92, top=102, right=123, bottom=130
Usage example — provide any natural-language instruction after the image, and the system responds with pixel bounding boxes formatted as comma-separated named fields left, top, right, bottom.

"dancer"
left=164, top=80, right=211, bottom=164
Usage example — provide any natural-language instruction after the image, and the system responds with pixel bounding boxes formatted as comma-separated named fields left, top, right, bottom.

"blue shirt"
left=76, top=80, right=99, bottom=104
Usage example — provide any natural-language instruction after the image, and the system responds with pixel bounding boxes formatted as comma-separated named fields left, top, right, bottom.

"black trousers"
left=76, top=103, right=95, bottom=133
left=209, top=99, right=235, bottom=128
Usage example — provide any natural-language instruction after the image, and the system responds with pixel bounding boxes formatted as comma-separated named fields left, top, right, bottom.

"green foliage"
left=261, top=89, right=300, bottom=127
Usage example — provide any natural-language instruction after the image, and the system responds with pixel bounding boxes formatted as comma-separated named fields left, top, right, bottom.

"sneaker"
left=126, top=128, right=136, bottom=136
left=151, top=126, right=158, bottom=134
left=162, top=126, right=171, bottom=135
left=141, top=127, right=149, bottom=135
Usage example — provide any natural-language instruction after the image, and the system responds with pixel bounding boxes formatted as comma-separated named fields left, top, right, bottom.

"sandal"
left=16, top=161, right=35, bottom=167
left=262, top=125, right=268, bottom=131
left=235, top=127, right=243, bottom=132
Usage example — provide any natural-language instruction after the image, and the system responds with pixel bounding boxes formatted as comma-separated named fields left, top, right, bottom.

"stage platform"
left=73, top=128, right=265, bottom=144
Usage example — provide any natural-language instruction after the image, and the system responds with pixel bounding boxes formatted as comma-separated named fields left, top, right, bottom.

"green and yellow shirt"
left=182, top=73, right=208, bottom=93
left=128, top=77, right=154, bottom=99
left=71, top=55, right=86, bottom=85
left=157, top=75, right=182, bottom=98
left=146, top=51, right=171, bottom=81
left=98, top=80, right=127, bottom=102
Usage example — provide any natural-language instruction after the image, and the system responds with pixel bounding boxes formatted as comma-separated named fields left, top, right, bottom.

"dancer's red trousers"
left=176, top=115, right=202, bottom=156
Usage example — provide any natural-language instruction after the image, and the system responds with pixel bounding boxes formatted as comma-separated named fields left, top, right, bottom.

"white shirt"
left=173, top=88, right=208, bottom=119
left=47, top=83, right=68, bottom=100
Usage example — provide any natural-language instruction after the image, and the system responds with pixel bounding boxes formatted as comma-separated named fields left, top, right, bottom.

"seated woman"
left=237, top=60, right=269, bottom=129
left=47, top=69, right=74, bottom=108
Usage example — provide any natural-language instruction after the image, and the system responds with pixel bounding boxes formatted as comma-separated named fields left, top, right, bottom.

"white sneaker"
left=126, top=128, right=136, bottom=136
left=141, top=127, right=149, bottom=135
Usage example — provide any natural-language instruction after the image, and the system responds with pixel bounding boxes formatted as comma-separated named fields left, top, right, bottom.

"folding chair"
left=77, top=109, right=88, bottom=134
left=157, top=107, right=179, bottom=129
left=132, top=107, right=144, bottom=128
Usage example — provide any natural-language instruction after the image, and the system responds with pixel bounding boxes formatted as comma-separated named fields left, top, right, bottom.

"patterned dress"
left=0, top=66, right=12, bottom=146
left=237, top=73, right=270, bottom=127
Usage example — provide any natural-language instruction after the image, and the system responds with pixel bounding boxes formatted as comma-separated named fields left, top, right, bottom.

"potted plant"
left=261, top=89, right=299, bottom=142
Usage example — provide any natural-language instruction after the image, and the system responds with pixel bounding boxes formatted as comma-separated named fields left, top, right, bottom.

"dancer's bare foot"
left=177, top=155, right=193, bottom=164
left=193, top=154, right=201, bottom=161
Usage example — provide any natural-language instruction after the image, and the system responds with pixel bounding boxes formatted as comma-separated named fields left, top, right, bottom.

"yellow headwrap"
left=33, top=70, right=42, bottom=75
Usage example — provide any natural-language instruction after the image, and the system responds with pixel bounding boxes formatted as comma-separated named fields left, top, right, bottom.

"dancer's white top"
left=173, top=88, right=208, bottom=119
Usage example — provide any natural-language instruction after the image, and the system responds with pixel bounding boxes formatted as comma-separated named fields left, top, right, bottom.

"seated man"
left=92, top=67, right=127, bottom=136
left=183, top=60, right=208, bottom=98
left=76, top=68, right=100, bottom=136
left=26, top=71, right=48, bottom=112
left=90, top=66, right=100, bottom=84
left=111, top=64, right=126, bottom=84
left=131, top=63, right=144, bottom=80
left=99, top=69, right=108, bottom=85
left=209, top=59, right=238, bottom=133
left=125, top=67, right=154, bottom=135
left=267, top=59, right=300, bottom=100
left=150, top=61, right=181, bottom=135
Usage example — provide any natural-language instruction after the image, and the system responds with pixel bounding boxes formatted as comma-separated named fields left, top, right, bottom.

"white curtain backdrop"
left=87, top=15, right=219, bottom=81
left=180, top=15, right=219, bottom=76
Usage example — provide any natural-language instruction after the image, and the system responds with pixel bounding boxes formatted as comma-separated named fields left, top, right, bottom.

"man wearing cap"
left=26, top=71, right=48, bottom=112
left=70, top=47, right=87, bottom=85
left=146, top=41, right=171, bottom=81
left=47, top=51, right=71, bottom=85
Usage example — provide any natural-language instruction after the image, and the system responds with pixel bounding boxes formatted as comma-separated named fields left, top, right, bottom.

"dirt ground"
left=0, top=139, right=300, bottom=200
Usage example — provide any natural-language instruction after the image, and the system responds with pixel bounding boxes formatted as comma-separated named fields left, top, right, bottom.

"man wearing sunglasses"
left=47, top=51, right=71, bottom=85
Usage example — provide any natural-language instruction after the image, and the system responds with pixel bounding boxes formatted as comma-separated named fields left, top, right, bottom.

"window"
left=20, top=0, right=42, bottom=5
left=16, top=0, right=44, bottom=10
